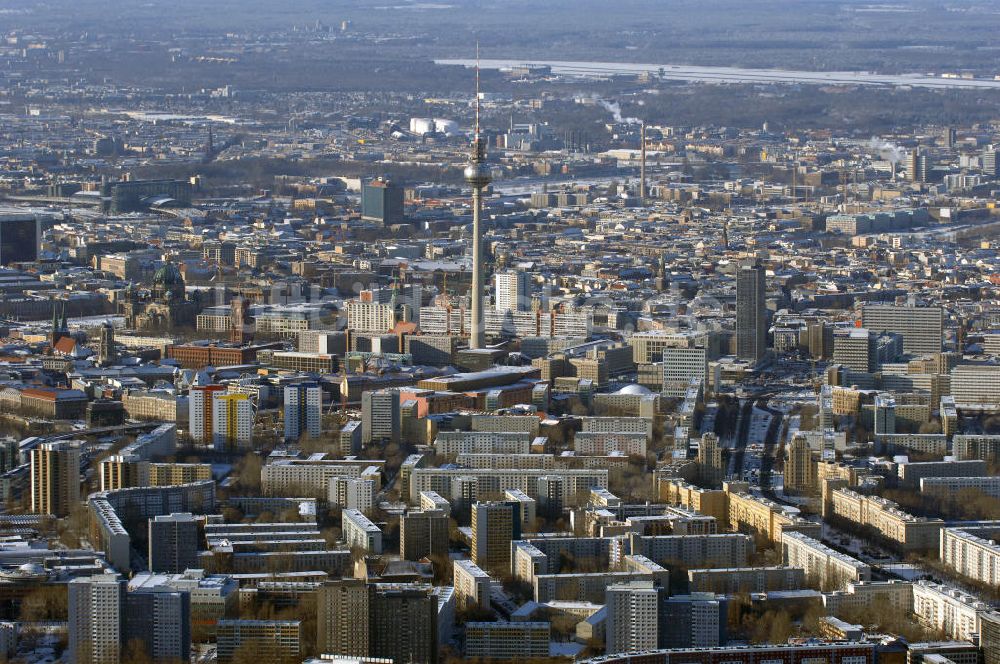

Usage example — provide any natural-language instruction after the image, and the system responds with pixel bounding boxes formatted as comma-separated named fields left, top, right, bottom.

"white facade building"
left=495, top=270, right=529, bottom=313
left=67, top=574, right=125, bottom=664
left=605, top=580, right=662, bottom=654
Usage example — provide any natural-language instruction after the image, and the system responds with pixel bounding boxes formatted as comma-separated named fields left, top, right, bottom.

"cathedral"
left=123, top=262, right=199, bottom=331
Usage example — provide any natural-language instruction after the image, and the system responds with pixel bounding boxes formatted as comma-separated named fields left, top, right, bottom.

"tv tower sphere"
left=464, top=160, right=491, bottom=187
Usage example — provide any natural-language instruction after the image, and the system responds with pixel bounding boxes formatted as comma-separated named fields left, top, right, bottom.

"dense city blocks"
left=0, top=1, right=997, bottom=663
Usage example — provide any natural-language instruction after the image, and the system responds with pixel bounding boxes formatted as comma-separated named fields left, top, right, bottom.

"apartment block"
left=897, top=459, right=988, bottom=487
left=316, top=579, right=369, bottom=658
left=953, top=435, right=1000, bottom=463
left=453, top=559, right=492, bottom=610
left=148, top=512, right=199, bottom=573
left=433, top=430, right=532, bottom=456
left=534, top=564, right=668, bottom=604
left=328, top=477, right=377, bottom=511
left=912, top=581, right=993, bottom=641
left=465, top=621, right=550, bottom=660
left=342, top=509, right=383, bottom=554
left=67, top=574, right=125, bottom=664
left=781, top=531, right=871, bottom=591
left=30, top=441, right=81, bottom=517
left=262, top=458, right=382, bottom=498
left=827, top=488, right=943, bottom=551
left=605, top=580, right=664, bottom=654
left=920, top=475, right=1000, bottom=498
left=940, top=526, right=1000, bottom=587
left=216, top=620, right=300, bottom=664
left=472, top=501, right=519, bottom=575
left=408, top=468, right=608, bottom=506
left=687, top=566, right=806, bottom=594
left=625, top=532, right=754, bottom=570
left=400, top=509, right=450, bottom=561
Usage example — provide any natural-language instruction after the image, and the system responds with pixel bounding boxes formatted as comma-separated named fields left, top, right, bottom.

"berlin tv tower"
left=465, top=44, right=490, bottom=349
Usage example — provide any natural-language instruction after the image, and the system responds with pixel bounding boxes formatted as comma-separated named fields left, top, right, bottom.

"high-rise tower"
left=98, top=321, right=116, bottom=366
left=785, top=433, right=816, bottom=495
left=639, top=122, right=647, bottom=203
left=736, top=259, right=767, bottom=363
left=495, top=270, right=528, bottom=313
left=68, top=574, right=125, bottom=664
left=31, top=441, right=81, bottom=517
left=465, top=50, right=491, bottom=349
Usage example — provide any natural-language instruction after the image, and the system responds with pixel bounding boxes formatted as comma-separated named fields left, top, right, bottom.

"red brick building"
left=166, top=343, right=282, bottom=370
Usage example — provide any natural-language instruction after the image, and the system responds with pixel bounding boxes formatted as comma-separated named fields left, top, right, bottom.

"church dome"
left=152, top=263, right=184, bottom=287
left=151, top=262, right=186, bottom=301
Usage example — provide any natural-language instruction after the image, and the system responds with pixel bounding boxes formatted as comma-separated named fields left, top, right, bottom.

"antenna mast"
left=475, top=40, right=481, bottom=140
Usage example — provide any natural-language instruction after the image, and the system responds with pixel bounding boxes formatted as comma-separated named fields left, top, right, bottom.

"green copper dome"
left=152, top=263, right=184, bottom=286
left=151, top=262, right=186, bottom=301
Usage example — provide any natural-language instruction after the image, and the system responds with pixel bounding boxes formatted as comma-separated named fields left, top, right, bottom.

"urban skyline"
left=0, top=1, right=995, bottom=664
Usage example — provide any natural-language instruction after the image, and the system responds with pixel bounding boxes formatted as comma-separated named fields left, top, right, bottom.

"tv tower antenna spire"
left=475, top=39, right=481, bottom=140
